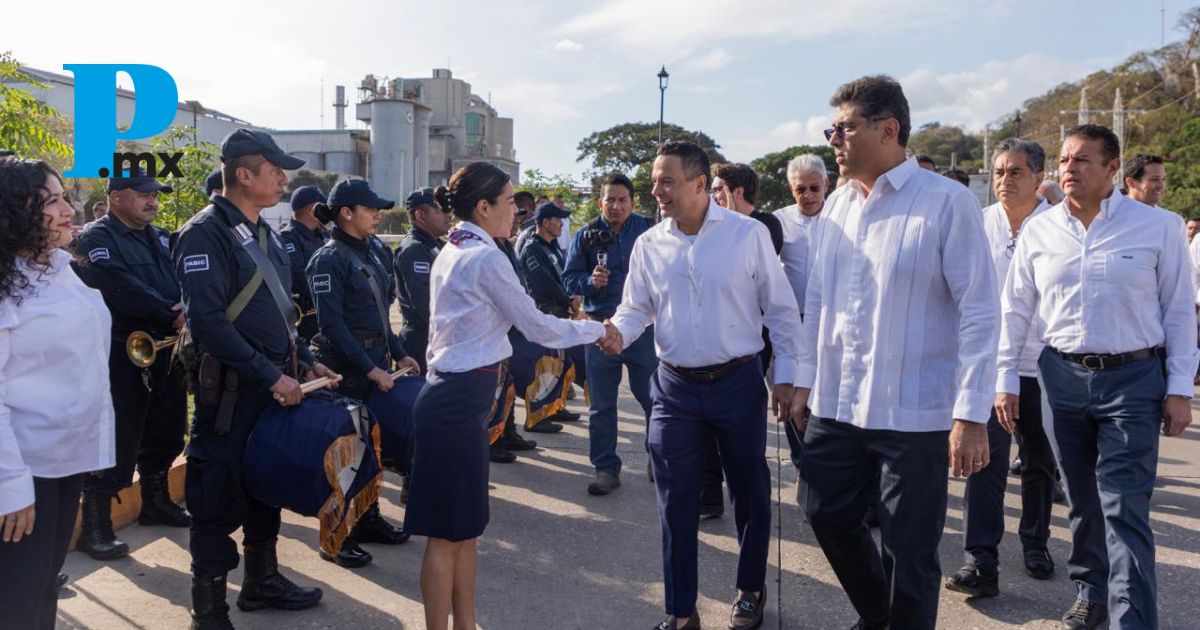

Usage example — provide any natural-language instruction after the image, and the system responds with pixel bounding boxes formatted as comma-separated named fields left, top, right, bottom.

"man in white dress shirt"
left=788, top=75, right=997, bottom=630
left=604, top=140, right=802, bottom=630
left=1122, top=154, right=1166, bottom=208
left=997, top=124, right=1196, bottom=630
left=774, top=154, right=828, bottom=471
left=944, top=138, right=1058, bottom=601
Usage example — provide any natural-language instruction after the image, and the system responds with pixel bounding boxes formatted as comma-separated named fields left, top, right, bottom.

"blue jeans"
left=1039, top=348, right=1164, bottom=628
left=586, top=326, right=656, bottom=477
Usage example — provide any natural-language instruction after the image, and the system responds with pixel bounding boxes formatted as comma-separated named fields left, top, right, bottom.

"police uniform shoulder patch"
left=311, top=274, right=332, bottom=294
left=88, top=247, right=110, bottom=263
left=413, top=261, right=430, bottom=274
left=183, top=254, right=209, bottom=273
left=285, top=242, right=296, bottom=253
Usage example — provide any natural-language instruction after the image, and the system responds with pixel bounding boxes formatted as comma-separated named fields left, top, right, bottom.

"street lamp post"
left=657, top=66, right=669, bottom=145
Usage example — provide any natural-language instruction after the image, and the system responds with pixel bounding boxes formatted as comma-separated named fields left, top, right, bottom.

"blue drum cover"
left=365, top=375, right=425, bottom=471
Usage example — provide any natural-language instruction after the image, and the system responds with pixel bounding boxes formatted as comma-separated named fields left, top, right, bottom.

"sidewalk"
left=56, top=388, right=1200, bottom=629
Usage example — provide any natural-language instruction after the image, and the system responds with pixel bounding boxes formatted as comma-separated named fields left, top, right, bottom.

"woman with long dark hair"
left=0, top=157, right=115, bottom=629
left=404, top=162, right=607, bottom=630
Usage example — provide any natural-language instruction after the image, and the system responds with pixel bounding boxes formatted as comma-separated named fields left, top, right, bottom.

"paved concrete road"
left=57, top=387, right=1200, bottom=629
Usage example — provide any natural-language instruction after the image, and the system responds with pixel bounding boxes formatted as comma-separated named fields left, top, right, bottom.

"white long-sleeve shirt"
left=997, top=190, right=1198, bottom=397
left=425, top=221, right=605, bottom=373
left=774, top=203, right=823, bottom=315
left=1, top=249, right=114, bottom=514
left=610, top=199, right=802, bottom=385
left=1188, top=232, right=1200, bottom=305
left=796, top=157, right=999, bottom=431
left=983, top=200, right=1049, bottom=377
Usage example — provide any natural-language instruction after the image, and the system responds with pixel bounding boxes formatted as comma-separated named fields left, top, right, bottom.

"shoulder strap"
left=227, top=224, right=297, bottom=343
left=330, top=239, right=393, bottom=360
left=226, top=233, right=265, bottom=322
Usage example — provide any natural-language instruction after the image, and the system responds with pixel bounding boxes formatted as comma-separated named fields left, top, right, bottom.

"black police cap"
left=220, top=128, right=305, bottom=170
left=328, top=178, right=395, bottom=210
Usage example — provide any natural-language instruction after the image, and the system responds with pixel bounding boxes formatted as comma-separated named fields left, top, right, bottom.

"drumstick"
left=273, top=372, right=343, bottom=404
left=389, top=366, right=417, bottom=381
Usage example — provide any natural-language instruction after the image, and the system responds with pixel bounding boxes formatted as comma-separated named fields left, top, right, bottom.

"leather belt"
left=354, top=333, right=386, bottom=350
left=1049, top=346, right=1163, bottom=371
left=662, top=355, right=756, bottom=383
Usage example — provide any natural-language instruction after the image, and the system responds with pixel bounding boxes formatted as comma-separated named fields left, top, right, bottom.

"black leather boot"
left=351, top=502, right=410, bottom=545
left=77, top=492, right=130, bottom=560
left=138, top=470, right=192, bottom=527
left=236, top=540, right=323, bottom=612
left=190, top=575, right=235, bottom=630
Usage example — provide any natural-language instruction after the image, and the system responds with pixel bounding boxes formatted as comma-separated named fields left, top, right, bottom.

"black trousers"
left=402, top=328, right=429, bottom=373
left=962, top=376, right=1055, bottom=568
left=801, top=417, right=949, bottom=630
left=84, top=343, right=187, bottom=497
left=186, top=383, right=282, bottom=578
left=0, top=474, right=84, bottom=630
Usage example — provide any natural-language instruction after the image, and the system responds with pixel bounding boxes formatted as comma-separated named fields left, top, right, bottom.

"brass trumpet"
left=126, top=331, right=180, bottom=368
left=293, top=303, right=317, bottom=326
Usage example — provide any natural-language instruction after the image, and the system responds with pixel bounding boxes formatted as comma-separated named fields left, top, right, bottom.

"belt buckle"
left=1081, top=355, right=1105, bottom=370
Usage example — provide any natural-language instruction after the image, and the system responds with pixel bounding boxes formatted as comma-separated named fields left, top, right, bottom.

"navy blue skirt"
left=403, top=364, right=502, bottom=541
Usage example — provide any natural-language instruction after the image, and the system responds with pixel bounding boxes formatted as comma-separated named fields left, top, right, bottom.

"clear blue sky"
left=6, top=0, right=1194, bottom=181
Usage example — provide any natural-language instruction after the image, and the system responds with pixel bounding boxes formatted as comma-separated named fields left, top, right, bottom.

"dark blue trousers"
left=1039, top=349, right=1163, bottom=628
left=648, top=359, right=771, bottom=617
left=962, top=376, right=1056, bottom=568
left=801, top=417, right=949, bottom=630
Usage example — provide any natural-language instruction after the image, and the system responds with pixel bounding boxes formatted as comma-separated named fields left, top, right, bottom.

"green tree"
left=577, top=122, right=726, bottom=215
left=287, top=169, right=339, bottom=195
left=749, top=145, right=837, bottom=211
left=149, top=126, right=220, bottom=231
left=1163, top=117, right=1200, bottom=215
left=908, top=122, right=983, bottom=172
left=0, top=52, right=72, bottom=164
left=517, top=169, right=593, bottom=220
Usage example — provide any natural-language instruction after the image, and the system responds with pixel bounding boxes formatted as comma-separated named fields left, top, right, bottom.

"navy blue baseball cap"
left=404, top=187, right=438, bottom=210
left=328, top=178, right=395, bottom=209
left=220, top=128, right=305, bottom=170
left=204, top=168, right=222, bottom=196
left=534, top=202, right=570, bottom=222
left=290, top=185, right=327, bottom=210
left=108, top=168, right=173, bottom=194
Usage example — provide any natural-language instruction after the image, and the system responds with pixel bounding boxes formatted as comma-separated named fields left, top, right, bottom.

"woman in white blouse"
left=403, top=162, right=606, bottom=630
left=0, top=157, right=115, bottom=629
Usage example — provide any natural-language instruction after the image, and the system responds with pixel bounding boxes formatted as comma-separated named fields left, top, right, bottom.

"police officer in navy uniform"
left=205, top=168, right=223, bottom=198
left=306, top=179, right=418, bottom=568
left=174, top=129, right=331, bottom=629
left=394, top=187, right=452, bottom=372
left=279, top=185, right=328, bottom=344
left=73, top=169, right=191, bottom=561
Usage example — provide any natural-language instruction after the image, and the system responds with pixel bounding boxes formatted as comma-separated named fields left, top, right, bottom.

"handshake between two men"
left=593, top=319, right=805, bottom=428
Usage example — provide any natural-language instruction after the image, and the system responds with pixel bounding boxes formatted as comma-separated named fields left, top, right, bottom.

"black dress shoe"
left=489, top=443, right=517, bottom=463
left=730, top=590, right=765, bottom=629
left=944, top=564, right=999, bottom=598
left=319, top=538, right=373, bottom=568
left=654, top=612, right=700, bottom=630
left=699, top=504, right=724, bottom=520
left=1062, top=599, right=1108, bottom=630
left=352, top=503, right=410, bottom=545
left=1023, top=548, right=1055, bottom=580
left=1009, top=456, right=1024, bottom=476
left=849, top=619, right=889, bottom=630
left=527, top=421, right=563, bottom=434
left=500, top=427, right=538, bottom=451
left=548, top=409, right=581, bottom=422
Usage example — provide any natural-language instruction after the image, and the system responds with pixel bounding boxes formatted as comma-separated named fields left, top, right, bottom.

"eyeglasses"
left=793, top=185, right=824, bottom=195
left=823, top=116, right=892, bottom=142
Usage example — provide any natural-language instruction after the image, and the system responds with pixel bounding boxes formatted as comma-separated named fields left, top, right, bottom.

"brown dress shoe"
left=730, top=590, right=765, bottom=629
